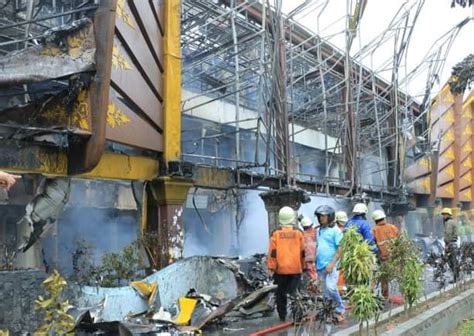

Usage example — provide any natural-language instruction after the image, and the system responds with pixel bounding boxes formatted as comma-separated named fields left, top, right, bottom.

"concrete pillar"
left=259, top=188, right=310, bottom=234
left=149, top=177, right=193, bottom=269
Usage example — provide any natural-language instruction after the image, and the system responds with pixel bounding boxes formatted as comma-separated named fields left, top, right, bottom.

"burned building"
left=0, top=0, right=473, bottom=332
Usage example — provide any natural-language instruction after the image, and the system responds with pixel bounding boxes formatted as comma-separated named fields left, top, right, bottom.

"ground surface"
left=206, top=267, right=456, bottom=335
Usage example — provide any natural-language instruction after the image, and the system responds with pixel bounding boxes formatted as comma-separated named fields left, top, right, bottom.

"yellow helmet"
left=441, top=208, right=453, bottom=216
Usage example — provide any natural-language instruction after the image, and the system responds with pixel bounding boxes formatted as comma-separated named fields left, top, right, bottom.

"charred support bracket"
left=259, top=188, right=311, bottom=233
left=149, top=176, right=193, bottom=269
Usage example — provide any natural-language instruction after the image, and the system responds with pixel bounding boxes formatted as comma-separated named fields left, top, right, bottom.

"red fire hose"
left=249, top=321, right=294, bottom=336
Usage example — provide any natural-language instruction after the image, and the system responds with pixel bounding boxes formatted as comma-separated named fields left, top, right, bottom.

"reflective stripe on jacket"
left=267, top=226, right=305, bottom=275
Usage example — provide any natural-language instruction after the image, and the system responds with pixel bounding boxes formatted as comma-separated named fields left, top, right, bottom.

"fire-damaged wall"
left=0, top=178, right=141, bottom=275
left=0, top=269, right=46, bottom=334
left=42, top=179, right=141, bottom=276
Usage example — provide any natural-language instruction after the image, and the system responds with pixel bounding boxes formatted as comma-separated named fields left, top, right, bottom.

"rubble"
left=71, top=255, right=278, bottom=334
left=17, top=177, right=71, bottom=253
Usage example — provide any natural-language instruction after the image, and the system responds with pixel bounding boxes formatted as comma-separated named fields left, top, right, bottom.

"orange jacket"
left=373, top=222, right=399, bottom=260
left=303, top=227, right=317, bottom=262
left=267, top=226, right=305, bottom=275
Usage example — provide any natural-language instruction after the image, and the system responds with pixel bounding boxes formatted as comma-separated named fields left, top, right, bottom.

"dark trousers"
left=446, top=242, right=459, bottom=282
left=273, top=274, right=301, bottom=319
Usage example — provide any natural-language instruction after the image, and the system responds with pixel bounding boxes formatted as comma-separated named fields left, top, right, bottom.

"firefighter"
left=335, top=211, right=348, bottom=293
left=315, top=205, right=345, bottom=321
left=300, top=216, right=317, bottom=281
left=0, top=171, right=20, bottom=191
left=372, top=209, right=399, bottom=298
left=267, top=206, right=305, bottom=321
left=335, top=211, right=348, bottom=232
left=441, top=208, right=459, bottom=282
left=345, top=203, right=378, bottom=253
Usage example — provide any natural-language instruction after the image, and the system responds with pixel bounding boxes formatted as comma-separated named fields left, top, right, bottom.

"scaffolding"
left=181, top=0, right=472, bottom=198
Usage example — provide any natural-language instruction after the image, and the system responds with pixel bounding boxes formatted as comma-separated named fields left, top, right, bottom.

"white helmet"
left=279, top=206, right=296, bottom=225
left=300, top=216, right=313, bottom=228
left=335, top=211, right=348, bottom=224
left=353, top=203, right=368, bottom=214
left=372, top=209, right=386, bottom=222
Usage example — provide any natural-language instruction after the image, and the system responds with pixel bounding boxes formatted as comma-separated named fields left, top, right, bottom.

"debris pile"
left=70, top=255, right=277, bottom=335
left=426, top=242, right=474, bottom=288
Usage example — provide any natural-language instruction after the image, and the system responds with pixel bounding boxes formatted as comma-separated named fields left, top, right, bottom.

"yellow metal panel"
left=81, top=153, right=159, bottom=180
left=174, top=297, right=198, bottom=325
left=163, top=0, right=182, bottom=163
left=3, top=153, right=158, bottom=181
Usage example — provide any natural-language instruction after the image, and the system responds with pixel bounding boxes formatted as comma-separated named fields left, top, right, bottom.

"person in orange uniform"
left=268, top=206, right=305, bottom=321
left=372, top=209, right=399, bottom=298
left=300, top=216, right=317, bottom=281
left=335, top=211, right=348, bottom=294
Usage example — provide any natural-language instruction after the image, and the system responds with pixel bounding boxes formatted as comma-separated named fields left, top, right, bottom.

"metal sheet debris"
left=72, top=255, right=276, bottom=334
left=17, top=177, right=71, bottom=252
left=143, top=256, right=239, bottom=309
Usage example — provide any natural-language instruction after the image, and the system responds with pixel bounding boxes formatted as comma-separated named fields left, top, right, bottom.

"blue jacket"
left=345, top=214, right=379, bottom=254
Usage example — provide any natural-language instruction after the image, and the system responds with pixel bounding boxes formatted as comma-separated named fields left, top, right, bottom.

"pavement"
left=207, top=267, right=446, bottom=335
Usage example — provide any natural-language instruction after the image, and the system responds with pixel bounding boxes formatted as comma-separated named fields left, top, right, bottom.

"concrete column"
left=149, top=177, right=192, bottom=269
left=259, top=188, right=310, bottom=233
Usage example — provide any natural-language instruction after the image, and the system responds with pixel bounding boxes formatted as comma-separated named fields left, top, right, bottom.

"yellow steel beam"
left=0, top=144, right=159, bottom=181
left=81, top=153, right=159, bottom=180
left=162, top=0, right=182, bottom=164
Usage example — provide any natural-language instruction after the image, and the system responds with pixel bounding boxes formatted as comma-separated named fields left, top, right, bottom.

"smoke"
left=183, top=190, right=354, bottom=257
left=41, top=179, right=140, bottom=276
left=235, top=190, right=269, bottom=256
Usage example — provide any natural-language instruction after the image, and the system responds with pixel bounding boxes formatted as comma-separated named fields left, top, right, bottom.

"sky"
left=282, top=0, right=474, bottom=99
